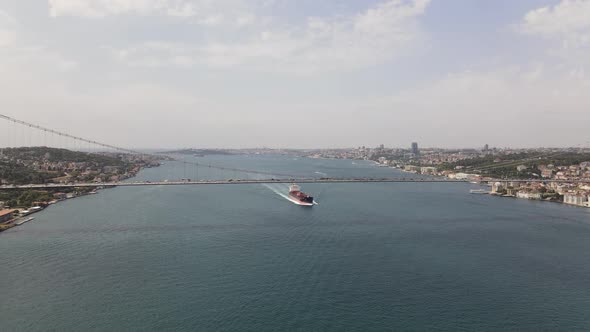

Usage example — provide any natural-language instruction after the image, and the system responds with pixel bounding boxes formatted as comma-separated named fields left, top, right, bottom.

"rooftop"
left=0, top=209, right=17, bottom=217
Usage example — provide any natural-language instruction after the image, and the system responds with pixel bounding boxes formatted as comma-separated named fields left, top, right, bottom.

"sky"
left=1, top=0, right=589, bottom=149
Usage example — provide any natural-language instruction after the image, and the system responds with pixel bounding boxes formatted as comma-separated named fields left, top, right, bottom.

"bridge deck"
left=2, top=178, right=589, bottom=190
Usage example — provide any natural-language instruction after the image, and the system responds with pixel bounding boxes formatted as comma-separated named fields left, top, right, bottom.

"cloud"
left=111, top=0, right=431, bottom=74
left=0, top=10, right=77, bottom=75
left=10, top=0, right=587, bottom=148
left=519, top=0, right=590, bottom=69
left=46, top=0, right=267, bottom=25
left=352, top=63, right=590, bottom=147
left=398, top=66, right=589, bottom=112
left=521, top=0, right=590, bottom=36
left=48, top=0, right=198, bottom=18
left=0, top=10, right=17, bottom=47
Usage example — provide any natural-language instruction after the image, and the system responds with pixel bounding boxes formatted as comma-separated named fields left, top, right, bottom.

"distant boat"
left=15, top=217, right=35, bottom=226
left=470, top=189, right=489, bottom=194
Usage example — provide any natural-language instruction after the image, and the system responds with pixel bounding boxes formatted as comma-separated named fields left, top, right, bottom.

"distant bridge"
left=2, top=178, right=590, bottom=190
left=2, top=113, right=590, bottom=190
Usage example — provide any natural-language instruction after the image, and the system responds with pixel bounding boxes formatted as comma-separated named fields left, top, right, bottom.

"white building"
left=516, top=192, right=542, bottom=200
left=491, top=182, right=504, bottom=193
left=404, top=165, right=418, bottom=172
left=564, top=193, right=588, bottom=207
left=420, top=167, right=437, bottom=175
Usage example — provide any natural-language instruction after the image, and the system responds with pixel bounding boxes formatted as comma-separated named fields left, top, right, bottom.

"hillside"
left=0, top=147, right=133, bottom=185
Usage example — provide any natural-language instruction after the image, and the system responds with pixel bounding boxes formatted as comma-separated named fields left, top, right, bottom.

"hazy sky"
left=1, top=0, right=589, bottom=149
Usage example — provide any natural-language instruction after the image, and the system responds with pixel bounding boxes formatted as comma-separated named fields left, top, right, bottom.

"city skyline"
left=1, top=0, right=590, bottom=148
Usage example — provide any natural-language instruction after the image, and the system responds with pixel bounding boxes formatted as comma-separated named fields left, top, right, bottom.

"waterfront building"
left=516, top=191, right=542, bottom=200
left=491, top=182, right=505, bottom=193
left=564, top=193, right=588, bottom=207
left=453, top=173, right=474, bottom=180
left=506, top=188, right=519, bottom=196
left=0, top=209, right=16, bottom=223
left=404, top=165, right=418, bottom=172
left=420, top=167, right=437, bottom=174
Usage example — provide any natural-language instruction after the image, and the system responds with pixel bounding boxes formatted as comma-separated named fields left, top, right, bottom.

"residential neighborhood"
left=305, top=144, right=590, bottom=208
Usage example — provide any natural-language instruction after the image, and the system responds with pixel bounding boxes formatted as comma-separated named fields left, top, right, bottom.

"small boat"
left=469, top=189, right=489, bottom=194
left=15, top=217, right=35, bottom=226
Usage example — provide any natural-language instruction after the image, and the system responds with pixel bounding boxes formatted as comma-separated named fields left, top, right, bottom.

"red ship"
left=288, top=184, right=314, bottom=206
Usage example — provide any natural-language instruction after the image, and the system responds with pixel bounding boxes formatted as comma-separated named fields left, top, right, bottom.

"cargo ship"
left=288, top=184, right=314, bottom=206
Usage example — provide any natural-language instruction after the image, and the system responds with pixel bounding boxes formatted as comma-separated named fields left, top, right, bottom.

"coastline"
left=0, top=190, right=100, bottom=233
left=310, top=155, right=590, bottom=209
left=0, top=161, right=160, bottom=234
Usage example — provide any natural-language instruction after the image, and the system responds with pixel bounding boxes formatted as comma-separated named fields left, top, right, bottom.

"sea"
left=1, top=154, right=590, bottom=331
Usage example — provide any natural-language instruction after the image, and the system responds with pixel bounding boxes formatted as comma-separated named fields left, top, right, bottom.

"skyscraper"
left=411, top=142, right=419, bottom=155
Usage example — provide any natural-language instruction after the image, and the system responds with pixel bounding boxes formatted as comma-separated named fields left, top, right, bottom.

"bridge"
left=1, top=112, right=589, bottom=188
left=2, top=178, right=589, bottom=190
left=0, top=178, right=466, bottom=189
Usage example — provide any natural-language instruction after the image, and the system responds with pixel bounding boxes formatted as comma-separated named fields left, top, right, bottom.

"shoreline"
left=0, top=190, right=100, bottom=233
left=0, top=161, right=160, bottom=234
left=2, top=156, right=588, bottom=235
left=318, top=156, right=590, bottom=209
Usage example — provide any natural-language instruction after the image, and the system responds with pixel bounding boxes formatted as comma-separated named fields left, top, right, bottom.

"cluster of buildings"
left=0, top=149, right=165, bottom=229
left=396, top=156, right=590, bottom=208
left=0, top=205, right=45, bottom=232
left=0, top=150, right=161, bottom=184
left=305, top=143, right=590, bottom=209
left=541, top=163, right=590, bottom=180
left=306, top=143, right=496, bottom=165
left=305, top=147, right=376, bottom=160
left=489, top=181, right=590, bottom=207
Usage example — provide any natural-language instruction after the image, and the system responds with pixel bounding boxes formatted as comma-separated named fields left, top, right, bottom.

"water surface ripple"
left=2, top=155, right=590, bottom=331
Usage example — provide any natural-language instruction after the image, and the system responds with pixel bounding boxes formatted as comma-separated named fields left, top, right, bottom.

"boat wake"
left=263, top=183, right=292, bottom=202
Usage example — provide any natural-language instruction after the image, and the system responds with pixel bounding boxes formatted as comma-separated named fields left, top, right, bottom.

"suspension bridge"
left=1, top=113, right=589, bottom=189
left=1, top=179, right=589, bottom=190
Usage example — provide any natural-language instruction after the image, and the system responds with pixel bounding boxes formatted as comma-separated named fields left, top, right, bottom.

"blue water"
left=2, top=155, right=590, bottom=331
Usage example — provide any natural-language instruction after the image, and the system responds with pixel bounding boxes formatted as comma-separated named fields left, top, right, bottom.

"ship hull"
left=287, top=195, right=314, bottom=206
